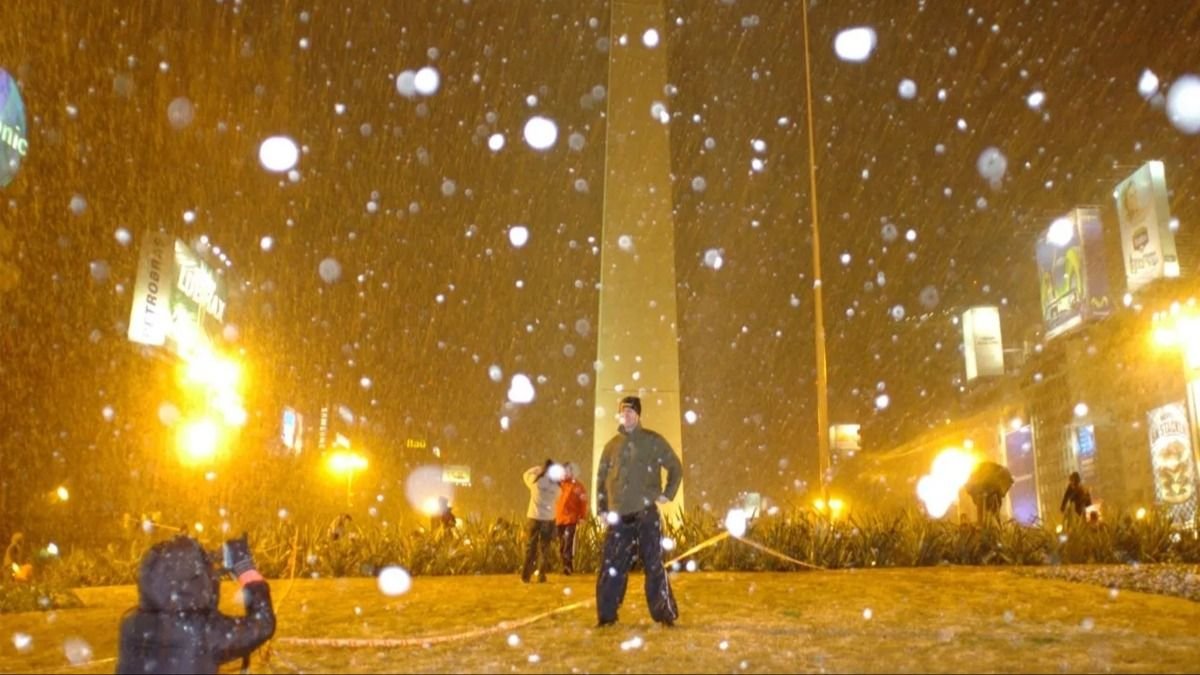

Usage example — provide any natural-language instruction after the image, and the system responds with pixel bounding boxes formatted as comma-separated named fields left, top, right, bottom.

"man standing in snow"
left=595, top=395, right=682, bottom=627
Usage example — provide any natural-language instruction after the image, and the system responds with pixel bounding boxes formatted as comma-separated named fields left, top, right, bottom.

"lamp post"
left=1151, top=301, right=1200, bottom=467
left=328, top=451, right=368, bottom=507
left=801, top=0, right=831, bottom=492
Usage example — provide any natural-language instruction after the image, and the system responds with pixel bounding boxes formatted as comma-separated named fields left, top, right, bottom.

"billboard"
left=442, top=465, right=472, bottom=486
left=1146, top=402, right=1198, bottom=527
left=281, top=407, right=303, bottom=454
left=1036, top=207, right=1112, bottom=340
left=1073, top=424, right=1098, bottom=488
left=1004, top=425, right=1039, bottom=525
left=0, top=68, right=28, bottom=187
left=128, top=233, right=228, bottom=359
left=962, top=306, right=1004, bottom=380
left=1114, top=161, right=1179, bottom=293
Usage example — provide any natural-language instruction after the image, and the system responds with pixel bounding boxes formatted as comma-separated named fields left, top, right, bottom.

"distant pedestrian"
left=116, top=534, right=275, bottom=674
left=595, top=395, right=683, bottom=627
left=522, top=459, right=559, bottom=583
left=432, top=496, right=458, bottom=536
left=3, top=532, right=32, bottom=583
left=555, top=462, right=589, bottom=576
left=1060, top=471, right=1092, bottom=521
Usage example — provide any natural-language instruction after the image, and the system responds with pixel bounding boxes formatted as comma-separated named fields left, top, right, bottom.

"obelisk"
left=592, top=0, right=684, bottom=524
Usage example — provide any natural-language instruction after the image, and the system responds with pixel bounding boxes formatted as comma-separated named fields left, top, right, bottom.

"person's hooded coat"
left=116, top=536, right=275, bottom=674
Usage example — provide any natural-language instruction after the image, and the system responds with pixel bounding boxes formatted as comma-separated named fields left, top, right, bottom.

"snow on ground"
left=2, top=568, right=1199, bottom=673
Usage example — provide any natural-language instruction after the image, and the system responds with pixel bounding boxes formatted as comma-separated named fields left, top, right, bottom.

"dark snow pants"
left=596, top=506, right=678, bottom=624
left=557, top=523, right=578, bottom=575
left=522, top=518, right=555, bottom=581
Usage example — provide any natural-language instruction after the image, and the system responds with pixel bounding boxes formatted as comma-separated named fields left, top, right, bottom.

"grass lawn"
left=2, top=567, right=1198, bottom=673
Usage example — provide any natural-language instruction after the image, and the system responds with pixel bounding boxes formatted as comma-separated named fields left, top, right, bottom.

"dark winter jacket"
left=597, top=424, right=683, bottom=516
left=1060, top=483, right=1092, bottom=516
left=116, top=537, right=275, bottom=675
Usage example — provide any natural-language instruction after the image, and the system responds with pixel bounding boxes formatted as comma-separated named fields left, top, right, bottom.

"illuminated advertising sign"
left=1036, top=207, right=1112, bottom=340
left=1073, top=424, right=1098, bottom=488
left=128, top=231, right=175, bottom=347
left=1004, top=425, right=1039, bottom=525
left=128, top=234, right=228, bottom=358
left=442, top=464, right=472, bottom=486
left=1146, top=402, right=1198, bottom=527
left=1114, top=161, right=1179, bottom=293
left=0, top=68, right=29, bottom=188
left=962, top=306, right=1004, bottom=380
left=828, top=424, right=861, bottom=452
left=281, top=407, right=303, bottom=453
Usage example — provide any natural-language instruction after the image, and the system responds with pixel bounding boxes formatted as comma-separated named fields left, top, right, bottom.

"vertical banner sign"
left=128, top=231, right=175, bottom=347
left=0, top=68, right=29, bottom=188
left=1114, top=161, right=1180, bottom=293
left=1036, top=207, right=1112, bottom=340
left=1146, top=402, right=1198, bottom=527
left=962, top=306, right=1004, bottom=380
left=1004, top=425, right=1039, bottom=525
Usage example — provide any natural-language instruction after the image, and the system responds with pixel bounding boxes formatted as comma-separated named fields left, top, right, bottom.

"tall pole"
left=801, top=0, right=831, bottom=491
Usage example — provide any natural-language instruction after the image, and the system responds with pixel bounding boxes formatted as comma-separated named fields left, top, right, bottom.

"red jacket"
left=555, top=477, right=589, bottom=525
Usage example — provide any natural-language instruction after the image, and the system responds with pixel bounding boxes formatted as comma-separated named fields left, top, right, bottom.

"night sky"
left=1, top=0, right=1198, bottom=524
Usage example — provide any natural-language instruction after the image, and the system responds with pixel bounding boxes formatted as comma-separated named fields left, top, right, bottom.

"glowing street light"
left=177, top=418, right=220, bottom=465
left=328, top=451, right=368, bottom=506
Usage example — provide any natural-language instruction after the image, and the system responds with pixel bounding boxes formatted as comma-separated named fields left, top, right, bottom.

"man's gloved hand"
left=222, top=533, right=255, bottom=577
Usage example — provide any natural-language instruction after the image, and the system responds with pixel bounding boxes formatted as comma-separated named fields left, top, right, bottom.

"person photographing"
left=116, top=533, right=275, bottom=674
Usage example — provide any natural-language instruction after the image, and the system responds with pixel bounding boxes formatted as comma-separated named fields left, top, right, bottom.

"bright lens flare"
left=917, top=447, right=979, bottom=518
left=328, top=451, right=367, bottom=474
left=178, top=418, right=220, bottom=465
left=55, top=486, right=69, bottom=501
left=420, top=497, right=442, bottom=517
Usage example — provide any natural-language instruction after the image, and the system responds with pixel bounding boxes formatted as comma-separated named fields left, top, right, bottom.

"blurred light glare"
left=178, top=419, right=220, bottom=465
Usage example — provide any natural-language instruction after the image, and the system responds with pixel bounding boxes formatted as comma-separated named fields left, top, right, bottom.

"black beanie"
left=619, top=395, right=642, bottom=416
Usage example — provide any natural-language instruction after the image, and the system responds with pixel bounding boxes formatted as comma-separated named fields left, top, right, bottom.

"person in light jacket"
left=521, top=459, right=559, bottom=583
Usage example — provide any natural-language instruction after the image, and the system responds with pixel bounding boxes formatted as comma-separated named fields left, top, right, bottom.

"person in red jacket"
left=554, top=462, right=589, bottom=576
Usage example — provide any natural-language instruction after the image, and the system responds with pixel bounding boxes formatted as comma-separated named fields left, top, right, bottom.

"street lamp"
left=328, top=451, right=368, bottom=507
left=801, top=0, right=831, bottom=492
left=1150, top=301, right=1200, bottom=467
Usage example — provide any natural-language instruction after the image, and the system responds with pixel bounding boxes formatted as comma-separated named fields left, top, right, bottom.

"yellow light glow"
left=46, top=543, right=59, bottom=556
left=812, top=498, right=826, bottom=512
left=328, top=451, right=368, bottom=474
left=194, top=522, right=205, bottom=533
left=55, top=486, right=69, bottom=502
left=178, top=418, right=220, bottom=465
left=1135, top=507, right=1147, bottom=520
left=420, top=497, right=442, bottom=517
left=184, top=351, right=243, bottom=391
left=917, top=447, right=980, bottom=518
left=828, top=498, right=845, bottom=514
left=1055, top=524, right=1063, bottom=534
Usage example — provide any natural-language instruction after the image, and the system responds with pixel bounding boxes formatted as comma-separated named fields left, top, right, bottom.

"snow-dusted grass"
left=2, top=567, right=1199, bottom=673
